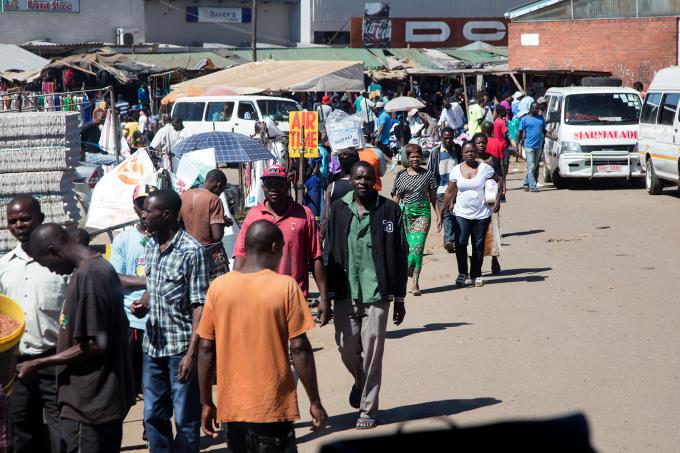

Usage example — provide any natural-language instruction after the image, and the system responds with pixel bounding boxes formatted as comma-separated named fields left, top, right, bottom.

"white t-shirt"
left=450, top=162, right=495, bottom=220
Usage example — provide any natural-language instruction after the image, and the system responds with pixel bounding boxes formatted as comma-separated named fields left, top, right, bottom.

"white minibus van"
left=542, top=83, right=642, bottom=188
left=637, top=66, right=680, bottom=195
left=170, top=95, right=302, bottom=137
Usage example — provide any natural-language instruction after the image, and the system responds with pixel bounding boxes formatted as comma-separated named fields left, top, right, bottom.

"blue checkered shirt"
left=142, top=229, right=209, bottom=358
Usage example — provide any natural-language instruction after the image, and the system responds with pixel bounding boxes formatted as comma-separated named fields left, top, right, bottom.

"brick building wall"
left=508, top=17, right=679, bottom=88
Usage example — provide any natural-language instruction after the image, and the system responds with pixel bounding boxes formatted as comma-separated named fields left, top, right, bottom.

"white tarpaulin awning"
left=0, top=44, right=48, bottom=72
left=172, top=59, right=365, bottom=94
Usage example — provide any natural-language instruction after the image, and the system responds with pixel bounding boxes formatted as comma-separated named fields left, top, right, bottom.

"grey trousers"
left=333, top=299, right=389, bottom=419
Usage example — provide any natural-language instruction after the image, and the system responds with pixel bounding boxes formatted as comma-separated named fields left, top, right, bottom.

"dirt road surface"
left=121, top=164, right=680, bottom=452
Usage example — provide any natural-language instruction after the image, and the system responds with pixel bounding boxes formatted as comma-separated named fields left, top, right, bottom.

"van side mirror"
left=547, top=111, right=560, bottom=123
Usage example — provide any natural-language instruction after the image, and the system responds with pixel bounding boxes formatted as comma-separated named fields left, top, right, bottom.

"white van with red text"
left=637, top=66, right=680, bottom=195
left=542, top=85, right=643, bottom=188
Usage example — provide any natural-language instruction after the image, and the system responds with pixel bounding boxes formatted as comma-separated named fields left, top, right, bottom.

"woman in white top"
left=439, top=141, right=503, bottom=287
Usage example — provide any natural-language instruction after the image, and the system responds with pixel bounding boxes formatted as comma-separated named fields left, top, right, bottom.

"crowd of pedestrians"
left=3, top=80, right=545, bottom=452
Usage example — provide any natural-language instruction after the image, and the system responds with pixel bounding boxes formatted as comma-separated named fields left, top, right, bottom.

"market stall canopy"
left=0, top=44, right=48, bottom=72
left=172, top=60, right=365, bottom=94
left=0, top=44, right=48, bottom=82
left=127, top=52, right=245, bottom=71
left=161, top=86, right=241, bottom=105
left=45, top=50, right=164, bottom=84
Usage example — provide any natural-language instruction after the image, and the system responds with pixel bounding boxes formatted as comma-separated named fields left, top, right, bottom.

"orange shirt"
left=180, top=188, right=225, bottom=246
left=358, top=148, right=382, bottom=191
left=196, top=269, right=315, bottom=423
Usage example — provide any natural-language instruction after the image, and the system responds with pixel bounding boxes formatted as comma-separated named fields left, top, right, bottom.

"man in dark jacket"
left=321, top=160, right=408, bottom=430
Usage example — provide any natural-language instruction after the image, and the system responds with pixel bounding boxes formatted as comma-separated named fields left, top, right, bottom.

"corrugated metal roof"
left=440, top=49, right=507, bottom=64
left=0, top=44, right=48, bottom=72
left=127, top=52, right=239, bottom=70
left=505, top=0, right=564, bottom=19
left=380, top=48, right=445, bottom=70
left=230, top=48, right=387, bottom=70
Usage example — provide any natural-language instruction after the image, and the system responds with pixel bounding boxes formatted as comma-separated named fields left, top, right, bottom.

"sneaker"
left=474, top=277, right=484, bottom=287
left=455, top=274, right=467, bottom=288
left=523, top=186, right=529, bottom=192
left=530, top=188, right=539, bottom=193
left=444, top=241, right=456, bottom=253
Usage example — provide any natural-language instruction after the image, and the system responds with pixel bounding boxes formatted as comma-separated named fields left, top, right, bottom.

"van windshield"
left=565, top=93, right=641, bottom=125
left=256, top=99, right=301, bottom=122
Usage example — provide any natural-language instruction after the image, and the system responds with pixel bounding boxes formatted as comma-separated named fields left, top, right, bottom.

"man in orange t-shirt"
left=197, top=220, right=327, bottom=451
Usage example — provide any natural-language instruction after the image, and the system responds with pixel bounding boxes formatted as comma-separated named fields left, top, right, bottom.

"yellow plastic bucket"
left=0, top=295, right=25, bottom=395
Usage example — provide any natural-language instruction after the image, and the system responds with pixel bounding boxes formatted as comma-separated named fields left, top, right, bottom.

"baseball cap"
left=133, top=184, right=154, bottom=202
left=321, top=95, right=331, bottom=105
left=513, top=91, right=524, bottom=100
left=261, top=164, right=287, bottom=179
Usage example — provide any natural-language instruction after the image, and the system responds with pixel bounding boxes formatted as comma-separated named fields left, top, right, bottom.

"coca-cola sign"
left=362, top=2, right=391, bottom=48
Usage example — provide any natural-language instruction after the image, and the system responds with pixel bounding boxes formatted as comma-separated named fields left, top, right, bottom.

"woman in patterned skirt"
left=391, top=143, right=439, bottom=296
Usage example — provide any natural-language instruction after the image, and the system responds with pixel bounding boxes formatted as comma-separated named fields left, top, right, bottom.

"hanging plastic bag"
left=324, top=109, right=365, bottom=152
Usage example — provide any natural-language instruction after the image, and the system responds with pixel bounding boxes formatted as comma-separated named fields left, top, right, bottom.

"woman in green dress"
left=391, top=144, right=440, bottom=296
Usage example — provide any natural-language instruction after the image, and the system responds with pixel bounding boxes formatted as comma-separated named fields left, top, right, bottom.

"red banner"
left=350, top=17, right=508, bottom=48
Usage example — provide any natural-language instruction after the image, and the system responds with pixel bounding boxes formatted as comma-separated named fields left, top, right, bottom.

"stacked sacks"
left=0, top=112, right=81, bottom=253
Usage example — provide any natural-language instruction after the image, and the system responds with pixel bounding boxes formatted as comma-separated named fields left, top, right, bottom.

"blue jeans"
left=84, top=152, right=118, bottom=166
left=437, top=193, right=455, bottom=245
left=453, top=215, right=491, bottom=280
left=523, top=147, right=541, bottom=189
left=143, top=353, right=201, bottom=453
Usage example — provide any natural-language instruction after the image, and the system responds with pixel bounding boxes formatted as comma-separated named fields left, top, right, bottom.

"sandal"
left=413, top=289, right=421, bottom=296
left=356, top=417, right=379, bottom=430
left=349, top=384, right=361, bottom=409
left=455, top=274, right=467, bottom=288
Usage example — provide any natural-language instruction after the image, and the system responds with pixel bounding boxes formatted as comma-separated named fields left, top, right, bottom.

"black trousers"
left=10, top=360, right=60, bottom=453
left=127, top=328, right=144, bottom=397
left=59, top=418, right=123, bottom=453
left=453, top=215, right=491, bottom=280
left=226, top=421, right=297, bottom=453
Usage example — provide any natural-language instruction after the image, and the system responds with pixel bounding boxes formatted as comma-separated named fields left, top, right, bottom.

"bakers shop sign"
left=350, top=17, right=508, bottom=48
left=1, top=0, right=80, bottom=13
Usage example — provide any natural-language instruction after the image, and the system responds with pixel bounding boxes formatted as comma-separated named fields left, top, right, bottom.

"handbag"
left=485, top=179, right=498, bottom=204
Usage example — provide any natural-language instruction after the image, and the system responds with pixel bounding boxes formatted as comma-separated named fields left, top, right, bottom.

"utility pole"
left=252, top=0, right=257, bottom=62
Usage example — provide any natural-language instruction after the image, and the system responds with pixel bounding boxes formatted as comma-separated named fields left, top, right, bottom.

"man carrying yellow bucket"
left=0, top=196, right=66, bottom=453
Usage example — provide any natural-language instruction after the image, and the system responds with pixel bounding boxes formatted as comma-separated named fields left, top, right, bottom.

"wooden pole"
left=252, top=0, right=258, bottom=62
left=522, top=72, right=527, bottom=93
left=508, top=72, right=524, bottom=92
left=109, top=87, right=121, bottom=164
left=296, top=125, right=305, bottom=202
left=460, top=74, right=469, bottom=116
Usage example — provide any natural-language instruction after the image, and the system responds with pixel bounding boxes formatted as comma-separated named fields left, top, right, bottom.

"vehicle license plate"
left=597, top=165, right=621, bottom=173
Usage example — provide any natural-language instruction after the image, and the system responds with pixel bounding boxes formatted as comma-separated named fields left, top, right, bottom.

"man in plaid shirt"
left=133, top=189, right=209, bottom=452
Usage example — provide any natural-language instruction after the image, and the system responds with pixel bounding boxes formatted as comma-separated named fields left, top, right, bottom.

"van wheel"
left=646, top=160, right=663, bottom=195
left=542, top=160, right=552, bottom=183
left=552, top=168, right=568, bottom=189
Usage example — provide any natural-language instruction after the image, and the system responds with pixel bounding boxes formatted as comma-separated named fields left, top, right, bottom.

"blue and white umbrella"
left=173, top=131, right=274, bottom=163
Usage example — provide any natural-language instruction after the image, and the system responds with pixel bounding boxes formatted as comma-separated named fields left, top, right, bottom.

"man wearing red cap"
left=317, top=95, right=333, bottom=127
left=233, top=165, right=328, bottom=309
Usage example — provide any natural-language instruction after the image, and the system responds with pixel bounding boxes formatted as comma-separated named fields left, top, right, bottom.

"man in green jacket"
left=321, top=160, right=408, bottom=430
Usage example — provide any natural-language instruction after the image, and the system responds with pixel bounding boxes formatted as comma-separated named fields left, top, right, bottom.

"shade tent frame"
left=171, top=59, right=365, bottom=94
